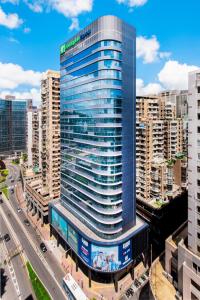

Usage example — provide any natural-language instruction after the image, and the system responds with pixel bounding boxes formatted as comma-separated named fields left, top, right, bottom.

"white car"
left=17, top=207, right=22, bottom=213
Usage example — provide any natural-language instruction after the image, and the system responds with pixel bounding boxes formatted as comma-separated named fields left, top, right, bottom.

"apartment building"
left=41, top=70, right=60, bottom=199
left=165, top=70, right=200, bottom=300
left=136, top=94, right=187, bottom=206
left=25, top=70, right=60, bottom=224
left=27, top=107, right=42, bottom=170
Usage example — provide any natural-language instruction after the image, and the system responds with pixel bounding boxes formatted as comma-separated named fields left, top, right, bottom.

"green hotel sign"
left=60, top=30, right=91, bottom=55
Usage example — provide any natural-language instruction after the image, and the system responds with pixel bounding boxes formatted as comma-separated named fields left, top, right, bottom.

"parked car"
left=23, top=219, right=30, bottom=226
left=40, top=242, right=47, bottom=253
left=4, top=234, right=10, bottom=242
left=11, top=179, right=14, bottom=183
left=10, top=188, right=14, bottom=194
left=17, top=207, right=22, bottom=213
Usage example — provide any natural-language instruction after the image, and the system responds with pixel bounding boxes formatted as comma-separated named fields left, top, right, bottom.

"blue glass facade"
left=50, top=16, right=149, bottom=277
left=0, top=99, right=27, bottom=154
left=57, top=15, right=136, bottom=240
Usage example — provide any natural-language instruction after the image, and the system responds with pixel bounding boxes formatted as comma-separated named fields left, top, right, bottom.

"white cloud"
left=116, top=0, right=147, bottom=7
left=0, top=62, right=42, bottom=89
left=23, top=26, right=31, bottom=33
left=158, top=60, right=199, bottom=90
left=0, top=6, right=23, bottom=29
left=24, top=1, right=43, bottom=13
left=0, top=88, right=41, bottom=106
left=69, top=17, right=79, bottom=31
left=24, top=0, right=93, bottom=17
left=136, top=78, right=163, bottom=96
left=48, top=0, right=93, bottom=17
left=136, top=35, right=171, bottom=64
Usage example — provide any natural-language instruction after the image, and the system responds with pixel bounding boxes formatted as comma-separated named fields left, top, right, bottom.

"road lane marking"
left=1, top=202, right=66, bottom=300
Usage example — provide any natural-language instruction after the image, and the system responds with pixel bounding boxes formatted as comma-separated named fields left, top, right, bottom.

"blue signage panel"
left=119, top=240, right=132, bottom=268
left=78, top=236, right=91, bottom=265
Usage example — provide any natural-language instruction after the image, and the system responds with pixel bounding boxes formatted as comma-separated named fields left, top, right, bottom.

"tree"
left=0, top=268, right=8, bottom=297
left=0, top=160, right=6, bottom=170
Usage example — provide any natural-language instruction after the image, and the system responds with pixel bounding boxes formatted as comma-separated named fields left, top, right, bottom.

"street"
left=0, top=215, right=33, bottom=300
left=1, top=163, right=67, bottom=300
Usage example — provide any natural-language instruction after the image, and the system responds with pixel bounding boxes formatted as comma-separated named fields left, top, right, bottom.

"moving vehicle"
left=4, top=234, right=10, bottom=242
left=17, top=207, right=22, bottom=213
left=24, top=219, right=30, bottom=226
left=40, top=242, right=47, bottom=253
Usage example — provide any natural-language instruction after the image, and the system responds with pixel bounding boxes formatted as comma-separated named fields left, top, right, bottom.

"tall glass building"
left=0, top=99, right=27, bottom=155
left=50, top=16, right=148, bottom=287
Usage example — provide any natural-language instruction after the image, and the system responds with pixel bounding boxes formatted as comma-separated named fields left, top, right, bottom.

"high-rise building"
left=165, top=70, right=200, bottom=300
left=0, top=97, right=27, bottom=156
left=25, top=70, right=60, bottom=224
left=49, top=15, right=148, bottom=288
left=188, top=70, right=200, bottom=255
left=41, top=70, right=60, bottom=199
left=136, top=95, right=187, bottom=205
left=27, top=107, right=42, bottom=169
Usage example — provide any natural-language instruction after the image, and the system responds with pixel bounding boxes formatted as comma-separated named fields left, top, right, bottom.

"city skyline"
left=0, top=0, right=200, bottom=106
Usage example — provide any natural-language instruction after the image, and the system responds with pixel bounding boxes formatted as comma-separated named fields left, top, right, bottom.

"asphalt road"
left=0, top=215, right=33, bottom=300
left=1, top=163, right=67, bottom=300
left=0, top=240, right=19, bottom=300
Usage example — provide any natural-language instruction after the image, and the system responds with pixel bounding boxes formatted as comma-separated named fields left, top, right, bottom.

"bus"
left=62, top=273, right=88, bottom=300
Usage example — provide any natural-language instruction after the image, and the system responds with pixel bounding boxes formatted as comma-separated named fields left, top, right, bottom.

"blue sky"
left=0, top=0, right=199, bottom=105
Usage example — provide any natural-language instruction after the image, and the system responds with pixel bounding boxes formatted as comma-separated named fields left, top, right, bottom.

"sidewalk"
left=15, top=184, right=145, bottom=300
left=150, top=256, right=176, bottom=300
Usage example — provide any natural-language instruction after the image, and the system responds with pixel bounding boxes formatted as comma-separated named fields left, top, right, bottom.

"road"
left=0, top=215, right=33, bottom=300
left=1, top=240, right=19, bottom=300
left=1, top=163, right=67, bottom=300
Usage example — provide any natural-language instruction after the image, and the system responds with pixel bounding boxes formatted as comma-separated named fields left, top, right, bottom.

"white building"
left=165, top=70, right=200, bottom=300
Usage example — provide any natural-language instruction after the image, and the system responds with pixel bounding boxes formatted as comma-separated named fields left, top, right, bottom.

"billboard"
left=51, top=208, right=132, bottom=272
left=68, top=225, right=78, bottom=252
left=91, top=245, right=120, bottom=272
left=51, top=208, right=68, bottom=240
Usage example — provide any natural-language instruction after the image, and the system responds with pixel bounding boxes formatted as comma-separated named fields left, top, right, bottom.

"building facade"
left=41, top=70, right=60, bottom=199
left=136, top=95, right=187, bottom=206
left=27, top=107, right=42, bottom=169
left=0, top=98, right=27, bottom=156
left=165, top=70, right=200, bottom=300
left=50, top=15, right=148, bottom=287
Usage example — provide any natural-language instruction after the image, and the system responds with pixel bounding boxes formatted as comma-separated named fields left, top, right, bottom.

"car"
left=23, top=219, right=30, bottom=226
left=4, top=234, right=10, bottom=242
left=8, top=176, right=12, bottom=179
left=40, top=242, right=47, bottom=253
left=10, top=188, right=14, bottom=194
left=0, top=198, right=3, bottom=204
left=11, top=179, right=14, bottom=183
left=17, top=207, right=22, bottom=213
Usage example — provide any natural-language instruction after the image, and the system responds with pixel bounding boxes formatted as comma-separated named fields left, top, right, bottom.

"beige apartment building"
left=25, top=70, right=60, bottom=224
left=136, top=94, right=187, bottom=206
left=27, top=107, right=42, bottom=170
left=41, top=70, right=60, bottom=199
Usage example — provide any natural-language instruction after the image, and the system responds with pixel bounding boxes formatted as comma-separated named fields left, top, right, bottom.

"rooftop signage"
left=60, top=29, right=91, bottom=55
